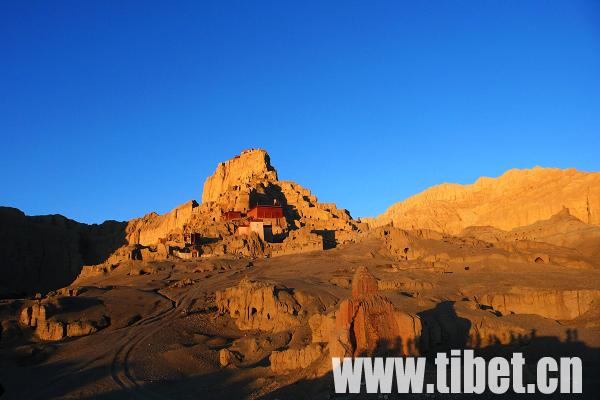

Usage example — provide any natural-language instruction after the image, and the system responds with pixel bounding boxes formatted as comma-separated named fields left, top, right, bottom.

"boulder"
left=219, top=348, right=242, bottom=367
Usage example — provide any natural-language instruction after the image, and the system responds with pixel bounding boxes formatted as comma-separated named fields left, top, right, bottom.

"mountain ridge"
left=364, top=166, right=599, bottom=234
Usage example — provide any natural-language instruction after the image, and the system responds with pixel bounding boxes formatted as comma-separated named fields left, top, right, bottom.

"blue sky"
left=1, top=1, right=599, bottom=224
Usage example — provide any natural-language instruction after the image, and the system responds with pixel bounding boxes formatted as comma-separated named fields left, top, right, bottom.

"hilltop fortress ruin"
left=118, top=148, right=365, bottom=264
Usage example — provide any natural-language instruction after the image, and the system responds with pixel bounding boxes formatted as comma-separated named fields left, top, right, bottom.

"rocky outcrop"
left=270, top=344, right=324, bottom=373
left=476, top=288, right=600, bottom=320
left=125, top=200, right=199, bottom=246
left=201, top=149, right=359, bottom=243
left=369, top=222, right=598, bottom=273
left=220, top=331, right=292, bottom=367
left=377, top=277, right=434, bottom=292
left=467, top=316, right=530, bottom=347
left=308, top=312, right=336, bottom=343
left=271, top=227, right=324, bottom=257
left=219, top=348, right=243, bottom=367
left=210, top=232, right=265, bottom=258
left=202, top=149, right=278, bottom=207
left=462, top=208, right=600, bottom=260
left=368, top=167, right=600, bottom=234
left=216, top=277, right=302, bottom=331
left=277, top=181, right=357, bottom=234
left=0, top=320, right=20, bottom=341
left=20, top=302, right=50, bottom=327
left=1, top=149, right=364, bottom=293
left=329, top=266, right=422, bottom=358
left=19, top=292, right=110, bottom=341
left=374, top=227, right=431, bottom=261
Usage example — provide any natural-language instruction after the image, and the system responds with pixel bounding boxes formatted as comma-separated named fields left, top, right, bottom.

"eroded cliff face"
left=476, top=288, right=600, bottom=320
left=125, top=200, right=200, bottom=246
left=0, top=207, right=127, bottom=295
left=216, top=277, right=304, bottom=332
left=202, top=149, right=278, bottom=207
left=19, top=289, right=110, bottom=341
left=330, top=266, right=422, bottom=358
left=113, top=150, right=360, bottom=259
left=367, top=167, right=600, bottom=234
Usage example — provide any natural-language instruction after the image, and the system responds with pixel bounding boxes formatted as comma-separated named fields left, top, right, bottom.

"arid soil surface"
left=1, top=235, right=599, bottom=399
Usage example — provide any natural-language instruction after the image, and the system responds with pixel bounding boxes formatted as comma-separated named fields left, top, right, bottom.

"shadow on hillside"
left=0, top=356, right=269, bottom=400
left=262, top=329, right=600, bottom=400
left=1, top=328, right=598, bottom=400
left=418, top=300, right=472, bottom=360
left=1, top=299, right=599, bottom=399
left=312, top=229, right=337, bottom=249
left=0, top=208, right=128, bottom=296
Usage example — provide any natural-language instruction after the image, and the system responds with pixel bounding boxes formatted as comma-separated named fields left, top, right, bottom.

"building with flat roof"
left=247, top=205, right=283, bottom=220
left=222, top=211, right=243, bottom=221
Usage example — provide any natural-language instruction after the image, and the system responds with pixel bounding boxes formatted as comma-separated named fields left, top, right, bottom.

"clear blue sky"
left=1, top=1, right=599, bottom=224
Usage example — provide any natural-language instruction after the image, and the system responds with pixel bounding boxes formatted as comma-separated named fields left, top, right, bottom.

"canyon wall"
left=0, top=207, right=126, bottom=295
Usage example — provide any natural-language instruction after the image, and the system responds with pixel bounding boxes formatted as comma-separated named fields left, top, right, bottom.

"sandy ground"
left=1, top=238, right=599, bottom=399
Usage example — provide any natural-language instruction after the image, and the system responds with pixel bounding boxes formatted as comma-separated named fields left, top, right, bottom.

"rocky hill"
left=122, top=149, right=360, bottom=248
left=365, top=167, right=600, bottom=234
left=0, top=150, right=361, bottom=294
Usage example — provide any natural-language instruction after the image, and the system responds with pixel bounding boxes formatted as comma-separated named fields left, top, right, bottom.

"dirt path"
left=110, top=284, right=204, bottom=399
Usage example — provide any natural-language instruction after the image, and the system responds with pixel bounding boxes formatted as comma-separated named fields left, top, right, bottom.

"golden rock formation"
left=202, top=149, right=277, bottom=207
left=215, top=277, right=302, bottom=332
left=331, top=266, right=422, bottom=358
left=368, top=167, right=600, bottom=234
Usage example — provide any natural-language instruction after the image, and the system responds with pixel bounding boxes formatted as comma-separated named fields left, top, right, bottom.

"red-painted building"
left=222, top=211, right=243, bottom=221
left=247, top=205, right=283, bottom=220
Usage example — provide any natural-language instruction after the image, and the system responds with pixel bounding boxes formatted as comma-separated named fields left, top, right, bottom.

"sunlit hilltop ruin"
left=1, top=149, right=599, bottom=398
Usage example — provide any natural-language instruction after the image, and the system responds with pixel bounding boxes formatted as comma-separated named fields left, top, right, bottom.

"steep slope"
left=366, top=167, right=600, bottom=234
